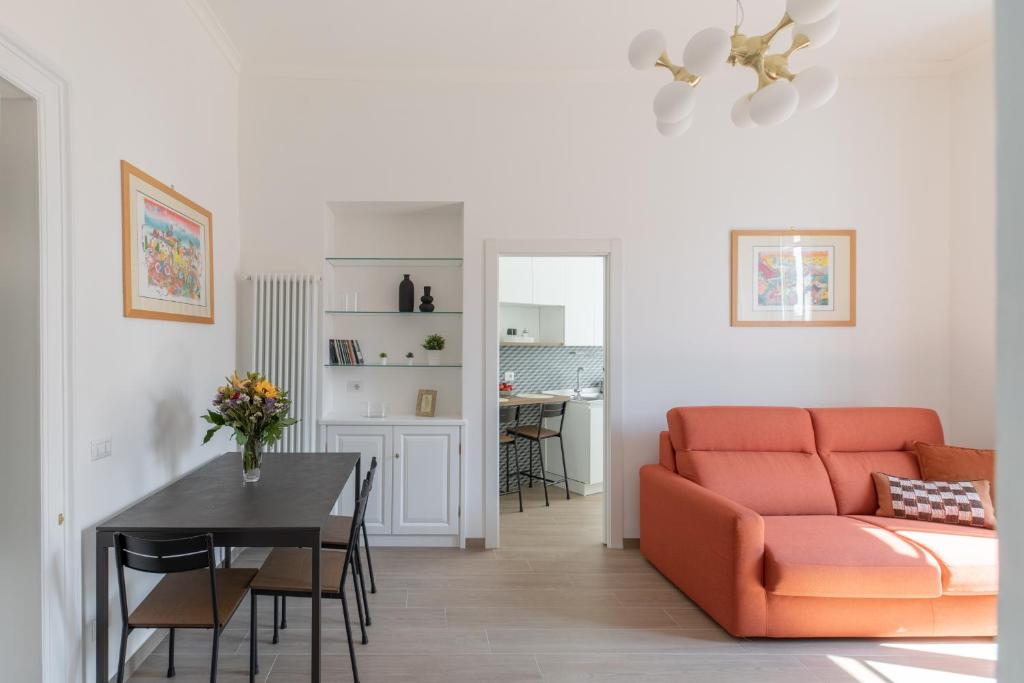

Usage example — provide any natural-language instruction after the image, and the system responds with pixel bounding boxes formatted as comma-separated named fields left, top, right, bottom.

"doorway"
left=484, top=239, right=623, bottom=549
left=0, top=33, right=72, bottom=683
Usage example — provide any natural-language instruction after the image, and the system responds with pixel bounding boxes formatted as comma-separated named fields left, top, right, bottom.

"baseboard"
left=623, top=537, right=640, bottom=549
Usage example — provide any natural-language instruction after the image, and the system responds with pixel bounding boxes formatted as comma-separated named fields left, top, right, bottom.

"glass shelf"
left=326, top=257, right=463, bottom=267
left=325, top=310, right=462, bottom=316
left=324, top=363, right=463, bottom=368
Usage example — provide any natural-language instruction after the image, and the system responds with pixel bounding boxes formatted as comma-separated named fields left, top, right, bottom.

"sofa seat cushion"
left=763, top=516, right=942, bottom=599
left=851, top=515, right=998, bottom=595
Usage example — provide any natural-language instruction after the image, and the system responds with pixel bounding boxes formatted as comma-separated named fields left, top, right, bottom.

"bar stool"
left=499, top=404, right=524, bottom=512
left=512, top=400, right=570, bottom=506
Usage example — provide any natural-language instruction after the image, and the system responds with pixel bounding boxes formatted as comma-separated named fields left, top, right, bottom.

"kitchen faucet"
left=574, top=366, right=584, bottom=399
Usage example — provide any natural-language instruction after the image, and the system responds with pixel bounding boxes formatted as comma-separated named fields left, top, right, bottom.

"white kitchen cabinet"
left=393, top=426, right=460, bottom=535
left=498, top=256, right=533, bottom=304
left=563, top=257, right=604, bottom=346
left=544, top=400, right=604, bottom=495
left=324, top=420, right=463, bottom=546
left=531, top=257, right=566, bottom=306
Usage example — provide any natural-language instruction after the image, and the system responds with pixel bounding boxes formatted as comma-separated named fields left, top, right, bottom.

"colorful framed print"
left=415, top=389, right=438, bottom=417
left=731, top=229, right=856, bottom=327
left=121, top=161, right=214, bottom=323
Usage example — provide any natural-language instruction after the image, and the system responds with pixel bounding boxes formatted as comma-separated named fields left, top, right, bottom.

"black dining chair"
left=499, top=404, right=524, bottom=512
left=113, top=532, right=256, bottom=683
left=276, top=455, right=378, bottom=637
left=512, top=400, right=570, bottom=506
left=249, top=459, right=376, bottom=683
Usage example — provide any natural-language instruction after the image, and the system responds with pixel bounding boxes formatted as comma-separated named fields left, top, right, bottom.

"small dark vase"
left=399, top=274, right=415, bottom=312
left=419, top=285, right=435, bottom=313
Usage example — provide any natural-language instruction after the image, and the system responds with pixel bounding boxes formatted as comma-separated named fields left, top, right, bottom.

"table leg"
left=96, top=535, right=109, bottom=683
left=224, top=545, right=232, bottom=568
left=311, top=530, right=321, bottom=682
left=354, top=459, right=362, bottom=512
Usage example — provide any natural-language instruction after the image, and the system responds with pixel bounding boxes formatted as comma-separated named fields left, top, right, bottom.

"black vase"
left=419, top=285, right=435, bottom=313
left=399, top=274, right=415, bottom=312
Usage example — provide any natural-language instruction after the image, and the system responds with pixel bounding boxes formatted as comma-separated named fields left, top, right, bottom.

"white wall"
left=996, top=1, right=1024, bottom=679
left=239, top=69, right=967, bottom=539
left=0, top=92, right=41, bottom=683
left=949, top=43, right=997, bottom=448
left=0, top=1, right=240, bottom=679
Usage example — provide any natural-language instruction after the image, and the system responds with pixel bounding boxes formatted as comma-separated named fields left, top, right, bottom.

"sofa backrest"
left=808, top=407, right=944, bottom=515
left=658, top=431, right=676, bottom=473
left=666, top=406, right=837, bottom=515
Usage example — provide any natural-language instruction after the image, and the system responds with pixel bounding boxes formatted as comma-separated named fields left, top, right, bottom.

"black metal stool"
left=512, top=400, right=570, bottom=506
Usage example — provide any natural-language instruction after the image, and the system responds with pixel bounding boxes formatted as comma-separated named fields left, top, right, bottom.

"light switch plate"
left=347, top=381, right=363, bottom=392
left=503, top=371, right=515, bottom=382
left=90, top=438, right=112, bottom=461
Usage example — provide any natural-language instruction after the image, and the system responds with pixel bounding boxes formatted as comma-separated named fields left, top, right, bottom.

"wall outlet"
left=90, top=438, right=113, bottom=462
left=347, top=381, right=363, bottom=392
left=503, top=371, right=515, bottom=382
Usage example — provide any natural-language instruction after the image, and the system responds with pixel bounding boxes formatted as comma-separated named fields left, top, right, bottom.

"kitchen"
left=497, top=256, right=606, bottom=524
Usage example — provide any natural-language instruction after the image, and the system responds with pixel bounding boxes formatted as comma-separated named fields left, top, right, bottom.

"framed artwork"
left=121, top=160, right=214, bottom=323
left=731, top=229, right=856, bottom=327
left=415, top=389, right=438, bottom=417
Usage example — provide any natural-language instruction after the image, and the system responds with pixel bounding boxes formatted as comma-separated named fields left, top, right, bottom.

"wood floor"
left=128, top=485, right=996, bottom=682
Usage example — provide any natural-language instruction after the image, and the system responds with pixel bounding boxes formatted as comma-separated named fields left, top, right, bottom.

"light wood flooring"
left=128, top=484, right=996, bottom=682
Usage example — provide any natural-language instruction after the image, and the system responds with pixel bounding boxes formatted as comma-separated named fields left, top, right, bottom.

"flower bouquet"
left=201, top=372, right=298, bottom=482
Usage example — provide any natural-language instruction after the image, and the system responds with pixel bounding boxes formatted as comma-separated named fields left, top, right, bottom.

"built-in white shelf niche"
left=321, top=201, right=464, bottom=420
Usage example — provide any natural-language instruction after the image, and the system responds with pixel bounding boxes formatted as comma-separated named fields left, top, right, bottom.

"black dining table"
left=95, top=451, right=358, bottom=683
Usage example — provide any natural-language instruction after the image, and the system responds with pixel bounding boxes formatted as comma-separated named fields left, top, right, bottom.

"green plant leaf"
left=202, top=425, right=220, bottom=444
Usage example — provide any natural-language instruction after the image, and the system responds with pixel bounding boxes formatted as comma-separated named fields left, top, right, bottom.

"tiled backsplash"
left=498, top=345, right=603, bottom=493
left=499, top=345, right=604, bottom=394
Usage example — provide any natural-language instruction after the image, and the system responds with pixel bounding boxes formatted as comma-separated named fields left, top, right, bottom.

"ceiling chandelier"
left=628, top=0, right=840, bottom=136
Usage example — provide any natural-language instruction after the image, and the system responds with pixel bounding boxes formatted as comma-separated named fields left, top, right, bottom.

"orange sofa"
left=639, top=406, right=997, bottom=638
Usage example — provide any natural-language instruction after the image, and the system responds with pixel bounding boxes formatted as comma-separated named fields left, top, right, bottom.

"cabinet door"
left=326, top=426, right=392, bottom=535
left=563, top=257, right=604, bottom=346
left=392, top=426, right=459, bottom=535
left=499, top=257, right=533, bottom=304
left=531, top=257, right=566, bottom=306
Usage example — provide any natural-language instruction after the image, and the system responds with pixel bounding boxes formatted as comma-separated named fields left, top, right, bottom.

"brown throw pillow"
left=872, top=472, right=996, bottom=529
left=914, top=441, right=996, bottom=501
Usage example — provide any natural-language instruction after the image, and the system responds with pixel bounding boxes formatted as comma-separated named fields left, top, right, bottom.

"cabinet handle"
left=395, top=453, right=400, bottom=459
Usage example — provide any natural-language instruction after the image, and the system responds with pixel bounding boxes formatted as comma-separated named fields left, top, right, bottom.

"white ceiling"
left=206, top=0, right=992, bottom=76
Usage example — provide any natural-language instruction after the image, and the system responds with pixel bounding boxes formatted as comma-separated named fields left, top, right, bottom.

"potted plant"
left=201, top=372, right=298, bottom=483
left=405, top=352, right=415, bottom=366
left=423, top=334, right=445, bottom=366
left=379, top=351, right=389, bottom=366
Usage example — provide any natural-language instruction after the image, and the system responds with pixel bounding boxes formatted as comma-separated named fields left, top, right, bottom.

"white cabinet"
left=325, top=422, right=462, bottom=544
left=498, top=257, right=533, bottom=304
left=564, top=258, right=603, bottom=346
left=393, top=426, right=460, bottom=535
left=531, top=257, right=566, bottom=306
left=544, top=401, right=604, bottom=496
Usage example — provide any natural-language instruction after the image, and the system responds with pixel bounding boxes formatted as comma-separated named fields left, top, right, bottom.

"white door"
left=392, top=426, right=460, bottom=535
left=498, top=256, right=533, bottom=304
left=326, top=426, right=392, bottom=534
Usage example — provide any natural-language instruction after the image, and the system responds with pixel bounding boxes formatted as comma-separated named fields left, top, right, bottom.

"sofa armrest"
left=639, top=463, right=766, bottom=637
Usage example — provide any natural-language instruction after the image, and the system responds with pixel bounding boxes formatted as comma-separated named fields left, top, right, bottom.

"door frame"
left=0, top=32, right=74, bottom=683
left=483, top=239, right=623, bottom=549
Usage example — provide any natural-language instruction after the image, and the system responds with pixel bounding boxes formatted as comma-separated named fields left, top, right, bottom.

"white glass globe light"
left=793, top=10, right=840, bottom=48
left=629, top=29, right=667, bottom=70
left=793, top=66, right=839, bottom=110
left=683, top=27, right=732, bottom=76
left=657, top=114, right=694, bottom=137
left=786, top=0, right=840, bottom=25
left=653, top=82, right=697, bottom=123
left=749, top=80, right=800, bottom=126
left=731, top=95, right=757, bottom=128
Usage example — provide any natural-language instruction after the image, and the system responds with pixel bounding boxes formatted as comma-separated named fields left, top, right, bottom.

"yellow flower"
left=229, top=371, right=250, bottom=389
left=254, top=379, right=279, bottom=398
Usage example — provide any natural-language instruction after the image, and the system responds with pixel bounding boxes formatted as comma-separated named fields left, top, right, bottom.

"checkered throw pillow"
left=872, top=472, right=995, bottom=529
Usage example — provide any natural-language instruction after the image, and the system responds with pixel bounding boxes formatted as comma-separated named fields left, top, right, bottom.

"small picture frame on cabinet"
left=415, top=389, right=438, bottom=417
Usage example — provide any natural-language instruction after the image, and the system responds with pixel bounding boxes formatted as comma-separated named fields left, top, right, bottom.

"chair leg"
left=536, top=440, right=550, bottom=506
left=210, top=627, right=220, bottom=683
left=354, top=544, right=371, bottom=627
left=361, top=521, right=377, bottom=594
left=249, top=592, right=257, bottom=682
left=167, top=627, right=176, bottom=677
left=116, top=623, right=129, bottom=683
left=280, top=595, right=287, bottom=629
left=351, top=555, right=369, bottom=644
left=272, top=595, right=279, bottom=644
left=340, top=590, right=360, bottom=682
left=558, top=435, right=570, bottom=500
left=514, top=439, right=524, bottom=512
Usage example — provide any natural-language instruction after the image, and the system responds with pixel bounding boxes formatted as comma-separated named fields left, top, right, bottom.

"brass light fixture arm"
left=655, top=51, right=701, bottom=86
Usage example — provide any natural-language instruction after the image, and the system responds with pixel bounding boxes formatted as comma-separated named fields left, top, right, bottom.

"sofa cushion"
left=763, top=516, right=942, bottom=599
left=872, top=473, right=996, bottom=529
left=808, top=408, right=944, bottom=514
left=915, top=441, right=996, bottom=502
left=667, top=407, right=836, bottom=515
left=852, top=515, right=998, bottom=595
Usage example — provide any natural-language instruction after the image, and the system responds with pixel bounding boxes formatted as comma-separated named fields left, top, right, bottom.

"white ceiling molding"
left=187, top=0, right=241, bottom=73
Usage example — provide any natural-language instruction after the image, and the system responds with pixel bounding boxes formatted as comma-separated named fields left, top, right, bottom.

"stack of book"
left=329, top=339, right=364, bottom=365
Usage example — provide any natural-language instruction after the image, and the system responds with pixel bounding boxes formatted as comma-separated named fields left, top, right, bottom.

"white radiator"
left=249, top=274, right=320, bottom=452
